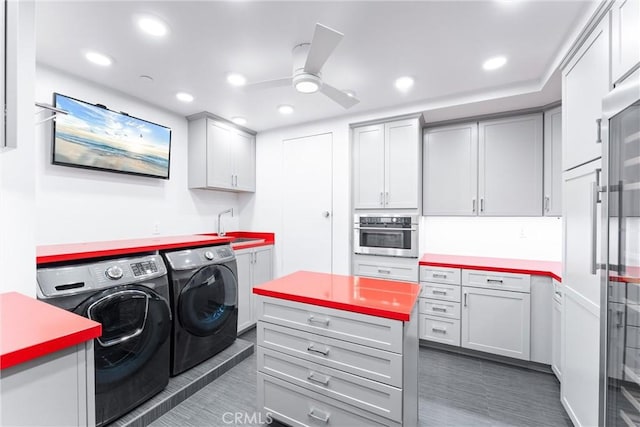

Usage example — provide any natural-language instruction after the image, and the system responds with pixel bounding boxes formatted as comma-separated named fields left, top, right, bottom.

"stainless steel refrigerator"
left=600, top=69, right=640, bottom=426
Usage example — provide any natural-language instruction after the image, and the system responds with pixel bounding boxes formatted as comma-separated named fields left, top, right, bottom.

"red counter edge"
left=419, top=259, right=562, bottom=282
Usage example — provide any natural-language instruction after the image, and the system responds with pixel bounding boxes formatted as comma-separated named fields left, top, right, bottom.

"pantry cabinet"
left=423, top=113, right=543, bottom=216
left=544, top=107, right=563, bottom=216
left=562, top=15, right=610, bottom=171
left=188, top=114, right=256, bottom=192
left=353, top=116, right=422, bottom=210
left=236, top=245, right=273, bottom=333
left=423, top=123, right=478, bottom=215
left=611, top=0, right=640, bottom=85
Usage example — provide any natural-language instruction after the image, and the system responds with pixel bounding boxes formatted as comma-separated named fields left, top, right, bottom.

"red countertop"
left=0, top=292, right=101, bottom=370
left=253, top=271, right=420, bottom=321
left=36, top=232, right=275, bottom=265
left=419, top=253, right=562, bottom=282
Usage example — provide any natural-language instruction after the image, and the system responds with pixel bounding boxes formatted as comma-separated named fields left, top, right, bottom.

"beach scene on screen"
left=54, top=95, right=171, bottom=178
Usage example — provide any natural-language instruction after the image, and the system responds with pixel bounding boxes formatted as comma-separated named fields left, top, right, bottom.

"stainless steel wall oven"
left=354, top=213, right=419, bottom=258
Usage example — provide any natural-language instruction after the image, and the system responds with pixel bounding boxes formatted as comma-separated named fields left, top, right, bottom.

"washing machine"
left=37, top=253, right=172, bottom=427
left=161, top=244, right=238, bottom=376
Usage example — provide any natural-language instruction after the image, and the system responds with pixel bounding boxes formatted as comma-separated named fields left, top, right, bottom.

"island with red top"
left=253, top=271, right=420, bottom=426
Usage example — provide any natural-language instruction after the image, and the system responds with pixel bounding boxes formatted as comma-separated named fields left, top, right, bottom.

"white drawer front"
left=420, top=283, right=461, bottom=302
left=354, top=262, right=418, bottom=283
left=258, top=373, right=400, bottom=427
left=256, top=296, right=403, bottom=353
left=257, top=347, right=402, bottom=422
left=419, top=266, right=461, bottom=285
left=462, top=269, right=531, bottom=293
left=258, top=322, right=402, bottom=387
left=418, top=314, right=461, bottom=346
left=419, top=298, right=461, bottom=319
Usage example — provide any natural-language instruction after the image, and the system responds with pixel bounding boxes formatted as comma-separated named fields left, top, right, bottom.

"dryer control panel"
left=162, top=244, right=236, bottom=271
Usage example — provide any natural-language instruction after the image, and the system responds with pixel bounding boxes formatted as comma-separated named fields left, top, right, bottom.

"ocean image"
left=54, top=95, right=171, bottom=178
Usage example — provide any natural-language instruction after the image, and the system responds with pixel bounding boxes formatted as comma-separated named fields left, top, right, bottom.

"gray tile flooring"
left=151, top=328, right=573, bottom=426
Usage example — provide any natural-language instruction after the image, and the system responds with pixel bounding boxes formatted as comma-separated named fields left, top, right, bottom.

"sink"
left=232, top=237, right=264, bottom=243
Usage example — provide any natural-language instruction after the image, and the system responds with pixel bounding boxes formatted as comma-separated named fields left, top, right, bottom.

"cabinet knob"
left=322, top=211, right=330, bottom=218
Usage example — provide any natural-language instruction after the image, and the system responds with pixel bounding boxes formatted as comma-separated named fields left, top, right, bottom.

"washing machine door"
left=178, top=264, right=237, bottom=337
left=74, top=285, right=171, bottom=389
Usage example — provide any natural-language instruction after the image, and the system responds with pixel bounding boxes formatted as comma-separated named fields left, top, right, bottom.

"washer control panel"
left=105, top=265, right=124, bottom=280
left=129, top=260, right=159, bottom=277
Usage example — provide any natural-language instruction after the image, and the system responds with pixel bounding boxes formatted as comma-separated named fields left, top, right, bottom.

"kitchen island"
left=253, top=271, right=420, bottom=426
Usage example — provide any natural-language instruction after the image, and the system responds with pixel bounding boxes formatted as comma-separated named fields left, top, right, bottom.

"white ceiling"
left=35, top=1, right=594, bottom=132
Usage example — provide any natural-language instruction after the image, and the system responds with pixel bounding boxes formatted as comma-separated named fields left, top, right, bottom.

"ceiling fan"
left=245, top=23, right=360, bottom=109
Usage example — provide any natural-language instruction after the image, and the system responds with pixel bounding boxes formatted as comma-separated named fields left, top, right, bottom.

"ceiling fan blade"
left=244, top=77, right=292, bottom=91
left=320, top=83, right=360, bottom=109
left=303, top=23, right=343, bottom=75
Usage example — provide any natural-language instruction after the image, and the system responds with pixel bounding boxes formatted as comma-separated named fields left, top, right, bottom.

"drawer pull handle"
left=432, top=273, right=448, bottom=279
left=308, top=408, right=330, bottom=423
left=432, top=327, right=447, bottom=334
left=307, top=343, right=330, bottom=356
left=307, top=315, right=330, bottom=326
left=433, top=289, right=447, bottom=295
left=486, top=278, right=504, bottom=284
left=378, top=268, right=392, bottom=274
left=432, top=306, right=447, bottom=312
left=307, top=371, right=330, bottom=386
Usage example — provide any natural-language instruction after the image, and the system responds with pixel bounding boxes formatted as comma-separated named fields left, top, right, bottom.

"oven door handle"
left=354, top=226, right=418, bottom=231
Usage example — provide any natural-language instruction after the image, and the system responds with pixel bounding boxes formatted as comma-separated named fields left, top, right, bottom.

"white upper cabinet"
left=423, top=123, right=478, bottom=215
left=478, top=114, right=544, bottom=216
left=353, top=117, right=421, bottom=210
left=611, top=0, right=640, bottom=85
left=188, top=114, right=256, bottom=192
left=562, top=15, right=610, bottom=171
left=544, top=107, right=563, bottom=216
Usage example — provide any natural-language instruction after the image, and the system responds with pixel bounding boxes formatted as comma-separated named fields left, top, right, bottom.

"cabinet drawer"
left=258, top=322, right=402, bottom=387
left=462, top=270, right=531, bottom=293
left=420, top=283, right=461, bottom=302
left=419, top=298, right=461, bottom=319
left=354, top=262, right=418, bottom=283
left=418, top=314, right=461, bottom=346
left=419, top=266, right=461, bottom=285
left=257, top=347, right=402, bottom=421
left=256, top=296, right=402, bottom=353
left=258, top=373, right=400, bottom=427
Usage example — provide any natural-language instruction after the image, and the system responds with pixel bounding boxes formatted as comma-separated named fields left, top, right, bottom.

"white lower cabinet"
left=419, top=315, right=461, bottom=346
left=256, top=296, right=418, bottom=426
left=418, top=266, right=462, bottom=345
left=236, top=245, right=273, bottom=333
left=352, top=254, right=418, bottom=282
left=461, top=286, right=531, bottom=360
left=551, top=281, right=563, bottom=380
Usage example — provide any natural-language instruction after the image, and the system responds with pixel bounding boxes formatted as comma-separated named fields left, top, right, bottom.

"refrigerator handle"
left=591, top=182, right=599, bottom=275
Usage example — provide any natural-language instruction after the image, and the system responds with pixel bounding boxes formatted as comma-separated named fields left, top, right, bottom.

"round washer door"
left=178, top=264, right=237, bottom=337
left=73, top=285, right=171, bottom=390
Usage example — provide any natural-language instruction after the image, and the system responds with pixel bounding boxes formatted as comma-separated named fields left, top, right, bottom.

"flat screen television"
left=52, top=93, right=172, bottom=179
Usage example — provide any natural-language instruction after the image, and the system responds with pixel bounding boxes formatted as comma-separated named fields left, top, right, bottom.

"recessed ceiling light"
left=278, top=105, right=294, bottom=115
left=394, top=76, right=414, bottom=92
left=85, top=51, right=112, bottom=67
left=232, top=117, right=247, bottom=126
left=483, top=56, right=507, bottom=71
left=176, top=92, right=194, bottom=103
left=137, top=15, right=168, bottom=37
left=227, top=73, right=247, bottom=87
left=344, top=90, right=356, bottom=98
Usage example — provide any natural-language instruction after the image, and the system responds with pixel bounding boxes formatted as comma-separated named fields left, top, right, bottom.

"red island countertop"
left=420, top=253, right=562, bottom=282
left=1, top=292, right=101, bottom=370
left=253, top=271, right=420, bottom=321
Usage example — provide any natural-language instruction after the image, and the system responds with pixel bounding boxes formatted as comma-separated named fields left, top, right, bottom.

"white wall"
left=35, top=66, right=240, bottom=245
left=422, top=217, right=563, bottom=261
left=0, top=0, right=36, bottom=296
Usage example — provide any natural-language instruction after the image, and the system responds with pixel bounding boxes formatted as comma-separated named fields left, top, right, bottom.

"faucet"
left=217, top=208, right=233, bottom=237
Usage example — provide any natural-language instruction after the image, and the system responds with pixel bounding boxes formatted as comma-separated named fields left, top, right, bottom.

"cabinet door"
left=353, top=124, right=385, bottom=209
left=206, top=120, right=234, bottom=189
left=385, top=119, right=420, bottom=209
left=611, top=0, right=640, bottom=84
left=478, top=114, right=543, bottom=216
left=423, top=123, right=478, bottom=215
left=552, top=297, right=562, bottom=380
left=544, top=107, right=563, bottom=216
left=232, top=130, right=256, bottom=192
left=562, top=16, right=609, bottom=170
left=461, top=286, right=531, bottom=360
left=235, top=250, right=253, bottom=333
left=251, top=247, right=273, bottom=324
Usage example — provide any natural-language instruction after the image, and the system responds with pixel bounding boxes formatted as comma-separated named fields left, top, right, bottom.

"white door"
left=352, top=124, right=385, bottom=209
left=206, top=120, right=234, bottom=189
left=544, top=107, right=563, bottom=216
left=235, top=250, right=253, bottom=333
left=233, top=130, right=255, bottom=192
left=251, top=247, right=273, bottom=324
left=385, top=119, right=420, bottom=209
left=282, top=133, right=332, bottom=275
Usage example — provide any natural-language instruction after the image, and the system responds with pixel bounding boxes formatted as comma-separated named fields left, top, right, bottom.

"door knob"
left=322, top=211, right=330, bottom=218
